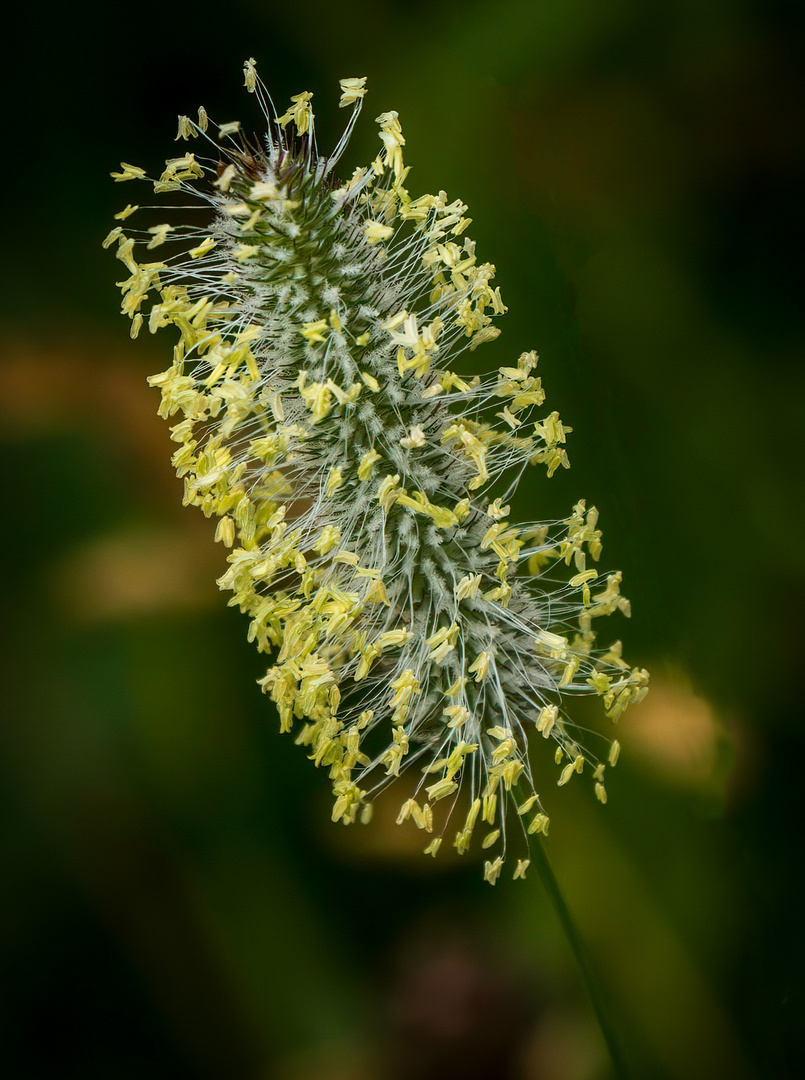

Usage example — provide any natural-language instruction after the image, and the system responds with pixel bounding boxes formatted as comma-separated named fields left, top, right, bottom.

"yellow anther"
left=334, top=550, right=359, bottom=566
left=587, top=670, right=612, bottom=695
left=483, top=856, right=504, bottom=885
left=111, top=163, right=146, bottom=182
left=313, top=526, right=341, bottom=554
left=377, top=629, right=413, bottom=649
left=466, top=323, right=501, bottom=350
left=414, top=803, right=434, bottom=832
left=244, top=57, right=258, bottom=92
left=364, top=221, right=394, bottom=244
left=277, top=92, right=314, bottom=135
left=537, top=629, right=567, bottom=652
left=536, top=704, right=558, bottom=738
left=175, top=115, right=197, bottom=141
left=376, top=474, right=402, bottom=511
left=189, top=236, right=216, bottom=259
left=146, top=224, right=174, bottom=249
left=375, top=110, right=405, bottom=178
left=570, top=568, right=599, bottom=604
left=326, top=467, right=344, bottom=496
left=358, top=448, right=381, bottom=480
left=468, top=651, right=491, bottom=682
left=396, top=490, right=458, bottom=529
left=425, top=622, right=459, bottom=663
left=382, top=309, right=409, bottom=332
left=339, top=77, right=368, bottom=107
left=443, top=676, right=466, bottom=699
left=325, top=379, right=361, bottom=406
left=300, top=319, right=328, bottom=344
left=455, top=573, right=482, bottom=602
left=557, top=762, right=576, bottom=786
left=389, top=669, right=420, bottom=710
left=426, top=777, right=458, bottom=802
left=482, top=582, right=511, bottom=606
left=102, top=226, right=123, bottom=249
left=486, top=498, right=510, bottom=521
left=400, top=426, right=426, bottom=449
left=364, top=577, right=390, bottom=605
left=528, top=813, right=550, bottom=836
left=443, top=704, right=470, bottom=729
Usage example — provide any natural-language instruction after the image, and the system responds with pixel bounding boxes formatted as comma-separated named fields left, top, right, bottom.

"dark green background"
left=2, top=1, right=803, bottom=1077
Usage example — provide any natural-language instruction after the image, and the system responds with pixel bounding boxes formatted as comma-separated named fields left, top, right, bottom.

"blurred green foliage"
left=2, top=1, right=803, bottom=1077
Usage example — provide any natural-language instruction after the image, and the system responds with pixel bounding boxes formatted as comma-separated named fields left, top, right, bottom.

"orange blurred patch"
left=53, top=526, right=221, bottom=622
left=0, top=330, right=182, bottom=506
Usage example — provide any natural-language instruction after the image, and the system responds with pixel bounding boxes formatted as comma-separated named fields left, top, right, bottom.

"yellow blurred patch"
left=621, top=674, right=728, bottom=790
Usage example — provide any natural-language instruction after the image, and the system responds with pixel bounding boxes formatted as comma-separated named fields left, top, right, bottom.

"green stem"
left=531, top=837, right=630, bottom=1079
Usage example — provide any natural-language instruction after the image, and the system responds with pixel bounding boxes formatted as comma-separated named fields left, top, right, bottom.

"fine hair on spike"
left=106, top=58, right=649, bottom=882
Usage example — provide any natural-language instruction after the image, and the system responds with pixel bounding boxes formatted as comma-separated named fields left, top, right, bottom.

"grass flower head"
left=106, top=60, right=648, bottom=882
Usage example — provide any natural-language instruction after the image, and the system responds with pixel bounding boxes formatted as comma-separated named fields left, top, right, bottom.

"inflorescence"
left=106, top=59, right=648, bottom=883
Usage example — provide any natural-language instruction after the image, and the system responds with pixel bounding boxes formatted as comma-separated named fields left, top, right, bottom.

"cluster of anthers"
left=106, top=59, right=648, bottom=883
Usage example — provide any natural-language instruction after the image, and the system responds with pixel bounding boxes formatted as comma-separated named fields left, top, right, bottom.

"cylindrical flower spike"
left=107, top=59, right=649, bottom=880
